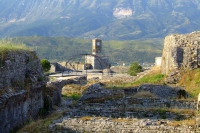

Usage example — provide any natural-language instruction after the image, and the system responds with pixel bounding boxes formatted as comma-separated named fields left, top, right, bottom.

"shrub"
left=128, top=62, right=142, bottom=76
left=40, top=59, right=51, bottom=72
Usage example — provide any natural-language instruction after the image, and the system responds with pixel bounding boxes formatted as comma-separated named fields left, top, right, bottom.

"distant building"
left=85, top=39, right=110, bottom=69
left=50, top=62, right=68, bottom=72
left=155, top=57, right=162, bottom=67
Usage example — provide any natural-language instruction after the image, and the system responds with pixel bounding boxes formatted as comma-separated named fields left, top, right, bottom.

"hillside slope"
left=12, top=37, right=163, bottom=64
left=0, top=0, right=200, bottom=40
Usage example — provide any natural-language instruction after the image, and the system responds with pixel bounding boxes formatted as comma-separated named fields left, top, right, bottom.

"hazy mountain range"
left=0, top=0, right=200, bottom=40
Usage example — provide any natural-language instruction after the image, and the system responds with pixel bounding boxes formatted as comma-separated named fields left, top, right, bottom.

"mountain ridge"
left=0, top=0, right=200, bottom=40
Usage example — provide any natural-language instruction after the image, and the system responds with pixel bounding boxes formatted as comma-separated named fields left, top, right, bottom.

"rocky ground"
left=49, top=116, right=197, bottom=133
left=47, top=66, right=200, bottom=133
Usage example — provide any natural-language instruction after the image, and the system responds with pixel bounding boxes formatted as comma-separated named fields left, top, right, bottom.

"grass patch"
left=104, top=72, right=165, bottom=89
left=168, top=119, right=196, bottom=127
left=0, top=39, right=36, bottom=67
left=71, top=93, right=81, bottom=100
left=62, top=93, right=82, bottom=100
left=133, top=73, right=165, bottom=86
left=0, top=39, right=29, bottom=52
left=79, top=116, right=92, bottom=121
left=178, top=68, right=200, bottom=98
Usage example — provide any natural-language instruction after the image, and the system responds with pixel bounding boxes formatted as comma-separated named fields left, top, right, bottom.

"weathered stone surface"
left=49, top=117, right=197, bottom=133
left=0, top=51, right=45, bottom=133
left=79, top=83, right=124, bottom=101
left=161, top=31, right=200, bottom=83
left=137, top=84, right=187, bottom=99
left=46, top=76, right=86, bottom=106
left=47, top=82, right=198, bottom=133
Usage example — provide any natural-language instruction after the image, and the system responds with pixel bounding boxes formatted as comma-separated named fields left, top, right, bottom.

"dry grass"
left=132, top=91, right=158, bottom=98
left=168, top=119, right=196, bottom=127
left=0, top=39, right=31, bottom=59
left=169, top=109, right=196, bottom=116
left=178, top=68, right=200, bottom=98
left=62, top=84, right=84, bottom=97
left=17, top=111, right=64, bottom=133
left=148, top=66, right=162, bottom=74
left=79, top=116, right=92, bottom=121
left=0, top=39, right=37, bottom=70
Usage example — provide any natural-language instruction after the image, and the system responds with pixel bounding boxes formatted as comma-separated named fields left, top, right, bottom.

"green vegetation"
left=178, top=68, right=200, bottom=98
left=106, top=67, right=200, bottom=99
left=0, top=39, right=29, bottom=52
left=62, top=93, right=82, bottom=101
left=0, top=39, right=33, bottom=67
left=133, top=73, right=165, bottom=86
left=11, top=36, right=163, bottom=64
left=128, top=62, right=142, bottom=76
left=104, top=71, right=165, bottom=89
left=70, top=93, right=82, bottom=100
left=40, top=59, right=51, bottom=72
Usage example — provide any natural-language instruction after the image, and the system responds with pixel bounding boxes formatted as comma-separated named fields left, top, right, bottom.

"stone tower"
left=161, top=31, right=200, bottom=83
left=161, top=31, right=200, bottom=75
left=85, top=39, right=110, bottom=69
left=92, top=39, right=102, bottom=55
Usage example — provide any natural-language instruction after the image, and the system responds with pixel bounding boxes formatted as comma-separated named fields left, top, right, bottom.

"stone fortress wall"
left=0, top=51, right=45, bottom=133
left=162, top=31, right=200, bottom=76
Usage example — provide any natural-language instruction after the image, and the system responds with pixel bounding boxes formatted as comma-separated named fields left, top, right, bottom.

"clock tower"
left=92, top=39, right=102, bottom=55
left=85, top=38, right=110, bottom=70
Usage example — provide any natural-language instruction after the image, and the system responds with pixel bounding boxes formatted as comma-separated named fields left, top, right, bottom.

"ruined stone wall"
left=46, top=76, right=86, bottom=106
left=50, top=62, right=69, bottom=72
left=161, top=31, right=200, bottom=75
left=0, top=51, right=45, bottom=133
left=49, top=83, right=197, bottom=133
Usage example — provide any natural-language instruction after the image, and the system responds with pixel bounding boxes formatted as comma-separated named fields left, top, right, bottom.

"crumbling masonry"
left=161, top=31, right=200, bottom=83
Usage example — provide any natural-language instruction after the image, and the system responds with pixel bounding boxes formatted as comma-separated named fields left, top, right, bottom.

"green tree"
left=128, top=62, right=142, bottom=76
left=41, top=59, right=51, bottom=72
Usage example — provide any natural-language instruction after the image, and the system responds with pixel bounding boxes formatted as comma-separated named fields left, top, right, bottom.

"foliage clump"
left=40, top=59, right=51, bottom=72
left=128, top=62, right=142, bottom=76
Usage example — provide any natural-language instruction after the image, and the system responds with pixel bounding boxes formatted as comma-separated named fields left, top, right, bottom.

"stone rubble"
left=49, top=117, right=197, bottom=133
left=49, top=83, right=199, bottom=133
left=44, top=76, right=87, bottom=109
